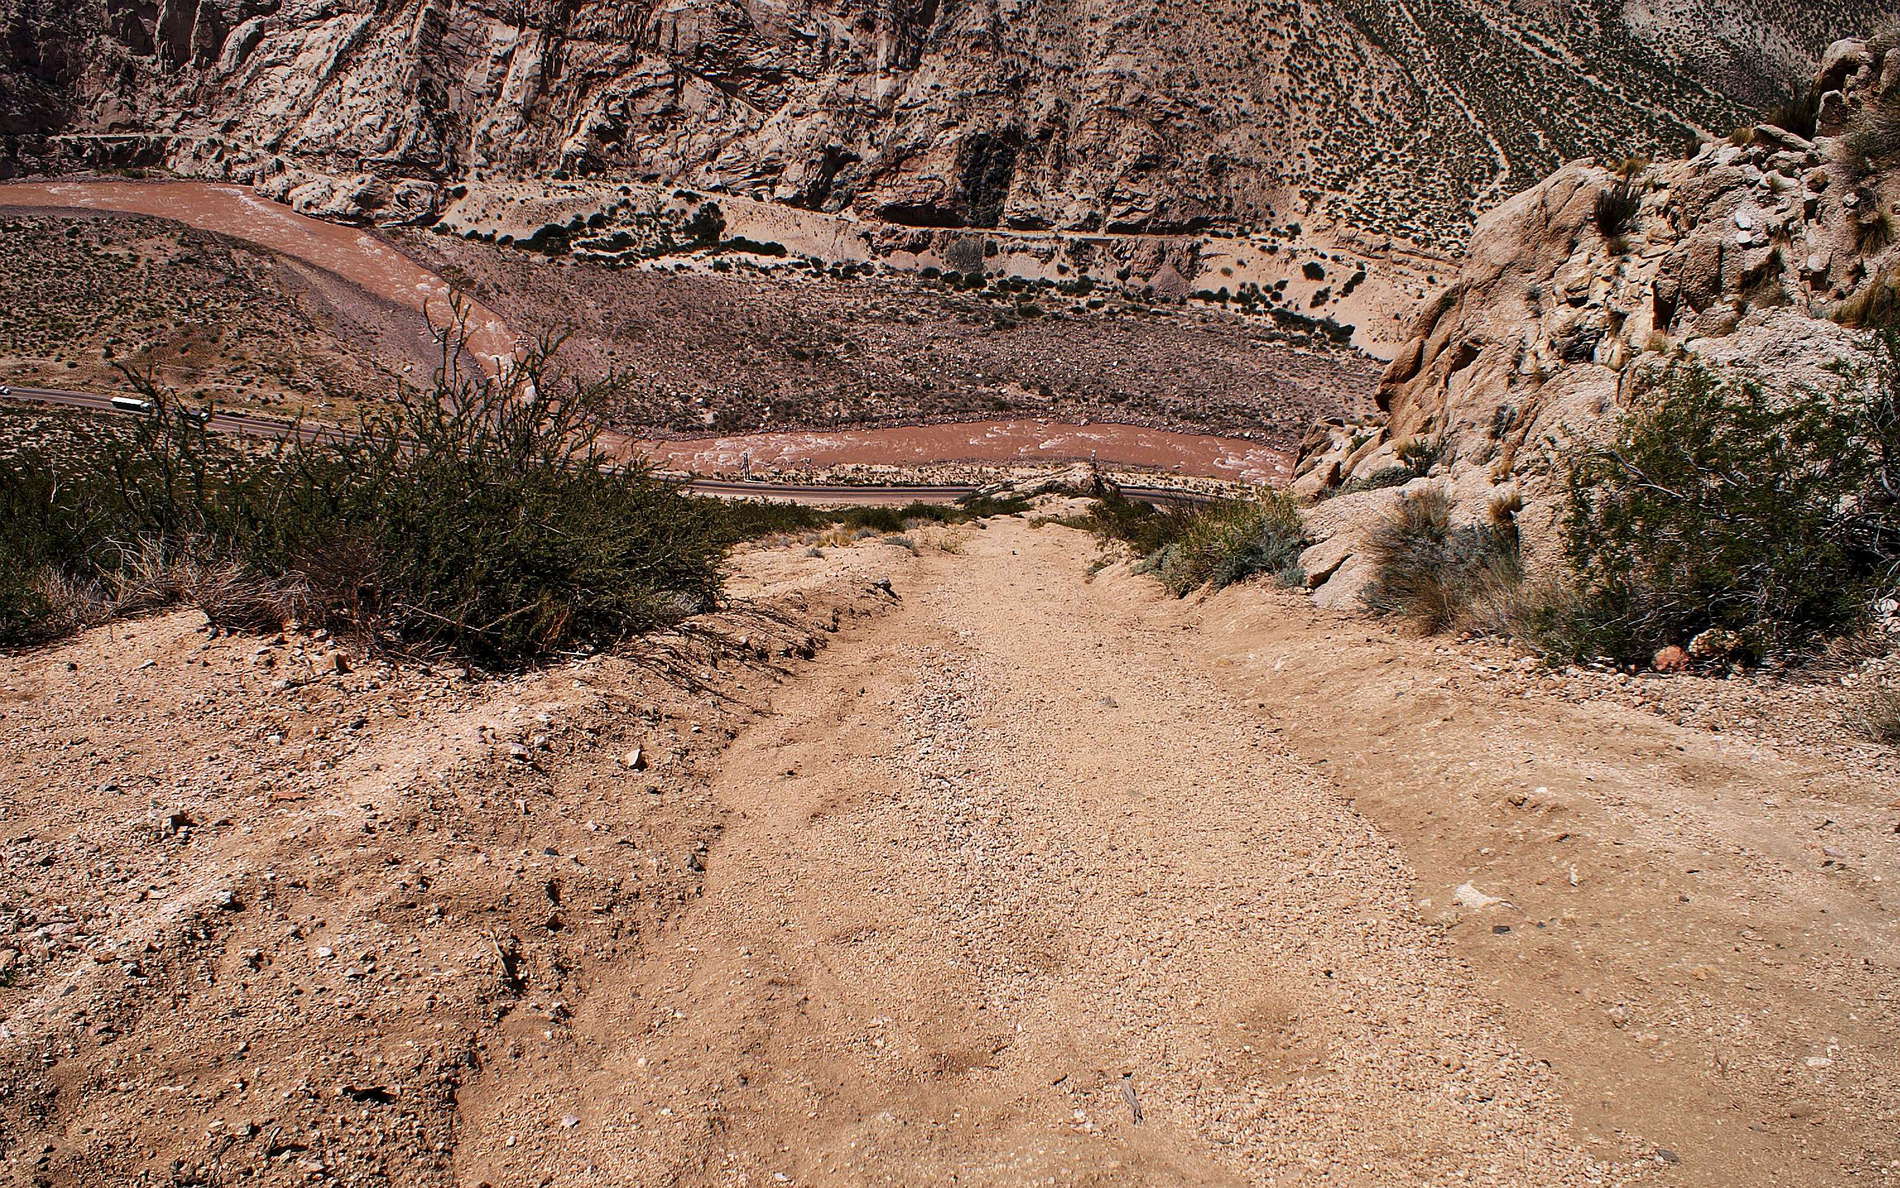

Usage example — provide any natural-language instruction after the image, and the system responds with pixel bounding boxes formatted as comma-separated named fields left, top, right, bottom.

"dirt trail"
left=453, top=519, right=1622, bottom=1186
left=6, top=519, right=1893, bottom=1185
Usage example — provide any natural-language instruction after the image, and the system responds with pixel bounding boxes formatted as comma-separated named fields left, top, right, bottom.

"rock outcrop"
left=0, top=1, right=1883, bottom=257
left=1295, top=33, right=1900, bottom=608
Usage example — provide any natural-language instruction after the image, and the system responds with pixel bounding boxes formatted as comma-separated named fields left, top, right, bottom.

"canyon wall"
left=0, top=0, right=1886, bottom=256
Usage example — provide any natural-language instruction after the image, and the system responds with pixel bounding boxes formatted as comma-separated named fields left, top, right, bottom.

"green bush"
left=1, top=334, right=728, bottom=667
left=1085, top=490, right=1307, bottom=596
left=1538, top=351, right=1900, bottom=664
left=703, top=495, right=1028, bottom=543
left=1362, top=486, right=1523, bottom=633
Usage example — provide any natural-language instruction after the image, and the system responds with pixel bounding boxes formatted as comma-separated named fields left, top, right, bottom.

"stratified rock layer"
left=0, top=1, right=1886, bottom=255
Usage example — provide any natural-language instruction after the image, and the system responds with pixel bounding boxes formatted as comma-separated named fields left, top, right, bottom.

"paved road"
left=0, top=386, right=1215, bottom=505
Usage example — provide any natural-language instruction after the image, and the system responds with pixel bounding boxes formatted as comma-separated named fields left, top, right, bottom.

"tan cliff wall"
left=0, top=0, right=1886, bottom=260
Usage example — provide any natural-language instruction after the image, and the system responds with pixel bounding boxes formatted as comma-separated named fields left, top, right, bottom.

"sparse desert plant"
left=1766, top=80, right=1821, bottom=140
left=1327, top=464, right=1416, bottom=498
left=1857, top=211, right=1895, bottom=256
left=1362, top=485, right=1523, bottom=634
left=1394, top=434, right=1446, bottom=477
left=1851, top=682, right=1900, bottom=745
left=1594, top=176, right=1642, bottom=251
left=1537, top=349, right=1900, bottom=665
left=1084, top=490, right=1307, bottom=596
left=1842, top=87, right=1900, bottom=171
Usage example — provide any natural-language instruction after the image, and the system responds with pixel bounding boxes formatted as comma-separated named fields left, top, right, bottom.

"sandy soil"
left=2, top=518, right=1895, bottom=1185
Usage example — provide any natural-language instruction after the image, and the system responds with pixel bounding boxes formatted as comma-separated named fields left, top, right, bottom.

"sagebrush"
left=1539, top=348, right=1900, bottom=664
left=1, top=327, right=725, bottom=666
left=1362, top=486, right=1523, bottom=634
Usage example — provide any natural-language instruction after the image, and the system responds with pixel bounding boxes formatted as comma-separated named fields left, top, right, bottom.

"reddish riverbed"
left=629, top=422, right=1289, bottom=483
left=1, top=179, right=1291, bottom=481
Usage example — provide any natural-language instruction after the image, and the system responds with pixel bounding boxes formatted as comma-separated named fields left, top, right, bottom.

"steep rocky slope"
left=0, top=0, right=1885, bottom=258
left=1293, top=31, right=1900, bottom=606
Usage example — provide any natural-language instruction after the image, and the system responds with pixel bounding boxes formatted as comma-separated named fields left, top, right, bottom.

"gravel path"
left=491, top=520, right=1627, bottom=1185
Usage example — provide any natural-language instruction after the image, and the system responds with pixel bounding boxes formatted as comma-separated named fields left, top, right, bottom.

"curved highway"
left=0, top=386, right=1217, bottom=506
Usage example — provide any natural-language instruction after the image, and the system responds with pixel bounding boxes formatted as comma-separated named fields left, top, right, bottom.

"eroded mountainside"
left=0, top=0, right=1886, bottom=254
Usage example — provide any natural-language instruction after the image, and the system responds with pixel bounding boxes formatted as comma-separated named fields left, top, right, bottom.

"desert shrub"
left=1362, top=486, right=1523, bottom=633
left=704, top=495, right=1028, bottom=543
left=1766, top=80, right=1820, bottom=139
left=1537, top=351, right=1900, bottom=664
left=1086, top=490, right=1307, bottom=596
left=1852, top=683, right=1900, bottom=745
left=1079, top=488, right=1194, bottom=556
left=1842, top=87, right=1900, bottom=173
left=1394, top=435, right=1445, bottom=476
left=1594, top=177, right=1641, bottom=249
left=0, top=332, right=730, bottom=666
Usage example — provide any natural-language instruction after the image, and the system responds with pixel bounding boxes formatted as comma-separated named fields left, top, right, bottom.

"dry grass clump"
left=1851, top=683, right=1900, bottom=745
left=1361, top=486, right=1524, bottom=634
left=1841, top=86, right=1900, bottom=173
left=1084, top=489, right=1308, bottom=596
left=1593, top=175, right=1642, bottom=252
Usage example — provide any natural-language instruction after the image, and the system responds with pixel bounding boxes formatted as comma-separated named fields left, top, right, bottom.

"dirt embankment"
left=0, top=182, right=517, bottom=371
left=2, top=519, right=1895, bottom=1185
left=0, top=537, right=919, bottom=1186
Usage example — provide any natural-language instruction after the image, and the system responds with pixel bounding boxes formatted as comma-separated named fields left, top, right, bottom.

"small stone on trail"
left=1652, top=646, right=1690, bottom=673
left=624, top=747, right=647, bottom=770
left=1454, top=882, right=1508, bottom=910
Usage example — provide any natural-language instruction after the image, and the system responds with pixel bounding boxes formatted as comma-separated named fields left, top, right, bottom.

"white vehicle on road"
left=109, top=396, right=154, bottom=414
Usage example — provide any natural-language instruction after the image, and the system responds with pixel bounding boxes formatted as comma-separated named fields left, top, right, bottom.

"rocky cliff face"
left=0, top=0, right=1885, bottom=255
left=1293, top=32, right=1900, bottom=608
